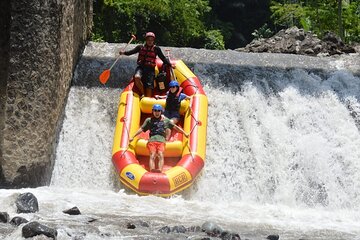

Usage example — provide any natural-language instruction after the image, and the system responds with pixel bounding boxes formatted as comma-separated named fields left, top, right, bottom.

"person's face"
left=169, top=86, right=177, bottom=93
left=152, top=109, right=162, bottom=118
left=146, top=37, right=155, bottom=46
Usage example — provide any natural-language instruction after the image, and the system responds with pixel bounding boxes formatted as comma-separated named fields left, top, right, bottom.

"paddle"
left=165, top=49, right=176, bottom=81
left=99, top=34, right=136, bottom=84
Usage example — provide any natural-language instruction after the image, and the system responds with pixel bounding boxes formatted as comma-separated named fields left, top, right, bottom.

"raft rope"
left=165, top=49, right=198, bottom=94
left=119, top=116, right=131, bottom=159
left=186, top=102, right=202, bottom=162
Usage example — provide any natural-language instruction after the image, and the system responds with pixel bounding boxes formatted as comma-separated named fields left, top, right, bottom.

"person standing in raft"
left=119, top=32, right=173, bottom=97
left=157, top=80, right=191, bottom=140
left=129, top=104, right=189, bottom=173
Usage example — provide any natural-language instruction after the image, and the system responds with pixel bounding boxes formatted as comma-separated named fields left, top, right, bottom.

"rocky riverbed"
left=237, top=27, right=359, bottom=56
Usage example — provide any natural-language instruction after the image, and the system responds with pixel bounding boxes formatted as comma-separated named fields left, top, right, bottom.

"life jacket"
left=137, top=44, right=156, bottom=67
left=155, top=64, right=168, bottom=91
left=149, top=116, right=166, bottom=137
left=165, top=88, right=182, bottom=112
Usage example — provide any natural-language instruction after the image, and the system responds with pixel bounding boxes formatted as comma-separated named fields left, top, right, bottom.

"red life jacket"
left=137, top=44, right=156, bottom=67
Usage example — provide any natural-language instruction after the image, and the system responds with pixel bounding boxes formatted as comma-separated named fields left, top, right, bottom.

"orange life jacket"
left=137, top=44, right=156, bottom=67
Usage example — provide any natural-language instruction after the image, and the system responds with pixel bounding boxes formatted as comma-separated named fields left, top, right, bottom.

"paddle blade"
left=99, top=69, right=110, bottom=84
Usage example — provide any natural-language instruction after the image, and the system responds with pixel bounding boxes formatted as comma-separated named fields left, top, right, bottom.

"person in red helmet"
left=119, top=32, right=172, bottom=97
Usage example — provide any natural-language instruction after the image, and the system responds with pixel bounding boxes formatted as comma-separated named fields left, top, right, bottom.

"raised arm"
left=155, top=46, right=172, bottom=66
left=120, top=45, right=142, bottom=56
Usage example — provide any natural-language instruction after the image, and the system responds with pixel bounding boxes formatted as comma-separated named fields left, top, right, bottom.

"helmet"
left=152, top=104, right=163, bottom=111
left=169, top=80, right=179, bottom=88
left=145, top=32, right=155, bottom=39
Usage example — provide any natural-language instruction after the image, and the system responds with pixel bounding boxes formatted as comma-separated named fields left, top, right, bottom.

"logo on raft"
left=172, top=172, right=188, bottom=187
left=126, top=172, right=135, bottom=180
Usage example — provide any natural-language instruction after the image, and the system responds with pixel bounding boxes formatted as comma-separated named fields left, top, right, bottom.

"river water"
left=1, top=54, right=360, bottom=239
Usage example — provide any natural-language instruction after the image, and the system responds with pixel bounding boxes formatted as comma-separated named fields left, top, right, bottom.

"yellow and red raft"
left=112, top=58, right=208, bottom=197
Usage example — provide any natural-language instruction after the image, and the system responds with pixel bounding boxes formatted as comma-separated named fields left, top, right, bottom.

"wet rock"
left=220, top=231, right=241, bottom=240
left=159, top=226, right=171, bottom=233
left=72, top=232, right=86, bottom=240
left=63, top=206, right=81, bottom=215
left=267, top=234, right=279, bottom=240
left=201, top=221, right=223, bottom=236
left=126, top=220, right=149, bottom=229
left=188, top=225, right=202, bottom=232
left=238, top=27, right=356, bottom=56
left=0, top=212, right=9, bottom=223
left=126, top=222, right=136, bottom=229
left=16, top=192, right=39, bottom=213
left=171, top=225, right=186, bottom=233
left=10, top=216, right=28, bottom=226
left=87, top=217, right=97, bottom=223
left=136, top=220, right=149, bottom=227
left=22, top=221, right=57, bottom=239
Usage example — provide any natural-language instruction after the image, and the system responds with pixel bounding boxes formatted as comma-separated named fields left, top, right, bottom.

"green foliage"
left=270, top=2, right=307, bottom=28
left=342, top=1, right=360, bottom=43
left=92, top=0, right=227, bottom=49
left=270, top=0, right=359, bottom=43
left=251, top=24, right=274, bottom=39
left=204, top=29, right=225, bottom=49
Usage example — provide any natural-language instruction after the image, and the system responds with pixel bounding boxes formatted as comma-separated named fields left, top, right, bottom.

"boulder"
left=10, top=216, right=29, bottom=226
left=238, top=27, right=356, bottom=56
left=22, top=221, right=57, bottom=239
left=62, top=206, right=81, bottom=215
left=0, top=212, right=9, bottom=223
left=16, top=192, right=39, bottom=213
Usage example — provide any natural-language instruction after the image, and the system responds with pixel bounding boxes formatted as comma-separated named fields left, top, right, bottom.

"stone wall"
left=0, top=0, right=11, bottom=185
left=0, top=0, right=92, bottom=187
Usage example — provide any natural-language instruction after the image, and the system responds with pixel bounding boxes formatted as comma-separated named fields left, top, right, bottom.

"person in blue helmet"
left=164, top=80, right=191, bottom=125
left=155, top=81, right=191, bottom=140
left=129, top=104, right=188, bottom=172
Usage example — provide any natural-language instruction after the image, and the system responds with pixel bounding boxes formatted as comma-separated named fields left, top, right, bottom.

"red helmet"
left=145, top=32, right=155, bottom=39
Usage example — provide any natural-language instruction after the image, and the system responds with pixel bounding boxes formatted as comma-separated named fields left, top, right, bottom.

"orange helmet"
left=145, top=32, right=155, bottom=39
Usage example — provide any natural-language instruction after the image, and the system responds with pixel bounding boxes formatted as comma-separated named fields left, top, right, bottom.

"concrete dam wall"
left=0, top=0, right=92, bottom=187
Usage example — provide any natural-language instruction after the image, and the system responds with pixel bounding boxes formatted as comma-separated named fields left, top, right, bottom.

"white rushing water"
left=1, top=61, right=360, bottom=239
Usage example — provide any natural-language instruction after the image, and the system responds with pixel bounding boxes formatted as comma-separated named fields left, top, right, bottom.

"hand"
left=184, top=132, right=189, bottom=138
left=171, top=64, right=176, bottom=69
left=119, top=50, right=125, bottom=55
left=129, top=137, right=134, bottom=142
left=154, top=95, right=159, bottom=100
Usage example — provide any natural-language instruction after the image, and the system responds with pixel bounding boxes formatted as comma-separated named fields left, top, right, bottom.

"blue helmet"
left=152, top=104, right=163, bottom=111
left=169, top=80, right=179, bottom=88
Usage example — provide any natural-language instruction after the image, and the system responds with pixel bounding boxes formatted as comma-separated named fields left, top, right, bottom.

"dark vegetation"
left=92, top=0, right=359, bottom=49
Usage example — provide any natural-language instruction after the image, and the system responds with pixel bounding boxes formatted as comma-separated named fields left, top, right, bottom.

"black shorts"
left=135, top=65, right=155, bottom=89
left=164, top=110, right=180, bottom=120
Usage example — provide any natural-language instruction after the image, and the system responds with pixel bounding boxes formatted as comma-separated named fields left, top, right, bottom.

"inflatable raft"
left=112, top=58, right=208, bottom=196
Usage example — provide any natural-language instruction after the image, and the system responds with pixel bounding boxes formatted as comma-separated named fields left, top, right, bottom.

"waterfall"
left=51, top=64, right=360, bottom=212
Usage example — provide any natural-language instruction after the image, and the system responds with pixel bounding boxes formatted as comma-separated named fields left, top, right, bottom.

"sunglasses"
left=153, top=110, right=162, bottom=112
left=170, top=86, right=177, bottom=88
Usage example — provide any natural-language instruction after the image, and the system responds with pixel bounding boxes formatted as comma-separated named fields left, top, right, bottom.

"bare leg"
left=134, top=76, right=144, bottom=95
left=166, top=118, right=179, bottom=141
left=165, top=129, right=171, bottom=141
left=158, top=151, right=164, bottom=172
left=149, top=151, right=156, bottom=171
left=145, top=88, right=152, bottom=97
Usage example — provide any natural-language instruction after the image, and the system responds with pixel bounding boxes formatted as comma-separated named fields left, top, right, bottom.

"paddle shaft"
left=109, top=35, right=135, bottom=71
